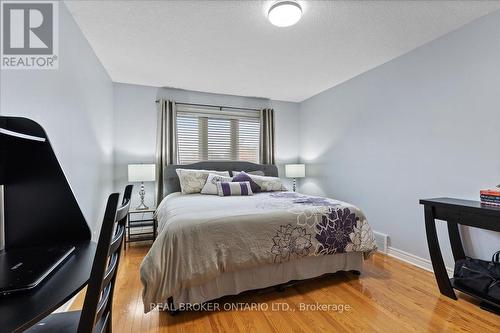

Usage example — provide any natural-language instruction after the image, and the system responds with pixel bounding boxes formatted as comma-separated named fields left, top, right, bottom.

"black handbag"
left=454, top=250, right=500, bottom=300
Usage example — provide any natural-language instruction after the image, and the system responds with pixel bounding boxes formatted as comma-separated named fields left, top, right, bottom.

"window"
left=176, top=104, right=260, bottom=164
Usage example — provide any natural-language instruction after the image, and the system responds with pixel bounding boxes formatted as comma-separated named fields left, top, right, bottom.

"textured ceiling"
left=65, top=1, right=500, bottom=102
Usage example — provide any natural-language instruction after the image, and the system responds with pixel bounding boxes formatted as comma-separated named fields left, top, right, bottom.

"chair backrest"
left=77, top=185, right=132, bottom=333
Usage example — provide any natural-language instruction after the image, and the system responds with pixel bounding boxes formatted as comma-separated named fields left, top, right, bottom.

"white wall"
left=113, top=83, right=157, bottom=208
left=113, top=83, right=300, bottom=208
left=0, top=4, right=114, bottom=237
left=270, top=100, right=301, bottom=181
left=298, top=11, right=500, bottom=266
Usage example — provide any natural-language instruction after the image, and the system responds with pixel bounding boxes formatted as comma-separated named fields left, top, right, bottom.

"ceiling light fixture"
left=268, top=1, right=302, bottom=27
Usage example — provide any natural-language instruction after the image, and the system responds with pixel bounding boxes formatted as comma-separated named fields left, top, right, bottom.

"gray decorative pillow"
left=232, top=170, right=265, bottom=177
left=176, top=169, right=230, bottom=194
left=201, top=173, right=233, bottom=195
left=246, top=174, right=287, bottom=192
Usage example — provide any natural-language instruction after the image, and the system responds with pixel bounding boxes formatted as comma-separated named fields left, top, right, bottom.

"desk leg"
left=447, top=221, right=465, bottom=262
left=424, top=206, right=456, bottom=299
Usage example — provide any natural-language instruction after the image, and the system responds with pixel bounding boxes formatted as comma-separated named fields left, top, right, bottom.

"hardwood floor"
left=70, top=244, right=500, bottom=332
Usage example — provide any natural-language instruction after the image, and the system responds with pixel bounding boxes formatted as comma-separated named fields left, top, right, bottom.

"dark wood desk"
left=0, top=241, right=96, bottom=333
left=420, top=198, right=500, bottom=312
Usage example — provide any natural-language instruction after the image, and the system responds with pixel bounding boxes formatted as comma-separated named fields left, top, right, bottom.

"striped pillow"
left=217, top=181, right=254, bottom=196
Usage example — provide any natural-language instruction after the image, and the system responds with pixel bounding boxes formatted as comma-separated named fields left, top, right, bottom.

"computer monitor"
left=0, top=117, right=87, bottom=294
left=0, top=127, right=46, bottom=252
left=0, top=129, right=4, bottom=251
left=0, top=185, right=4, bottom=252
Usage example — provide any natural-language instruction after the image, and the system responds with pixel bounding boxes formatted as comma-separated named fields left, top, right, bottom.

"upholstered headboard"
left=163, top=161, right=278, bottom=196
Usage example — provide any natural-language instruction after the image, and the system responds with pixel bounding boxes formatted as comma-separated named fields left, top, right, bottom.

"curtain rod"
left=155, top=100, right=261, bottom=112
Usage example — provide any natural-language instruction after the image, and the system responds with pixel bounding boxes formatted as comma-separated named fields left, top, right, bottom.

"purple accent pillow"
left=232, top=172, right=261, bottom=193
left=217, top=181, right=253, bottom=196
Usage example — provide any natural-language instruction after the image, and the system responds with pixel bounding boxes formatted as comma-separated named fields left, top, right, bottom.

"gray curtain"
left=155, top=99, right=177, bottom=204
left=260, top=108, right=276, bottom=165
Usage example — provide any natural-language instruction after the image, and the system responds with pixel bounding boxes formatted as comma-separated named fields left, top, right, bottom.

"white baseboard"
left=386, top=247, right=454, bottom=277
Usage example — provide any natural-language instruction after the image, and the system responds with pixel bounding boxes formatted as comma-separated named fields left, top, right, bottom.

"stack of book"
left=480, top=189, right=500, bottom=206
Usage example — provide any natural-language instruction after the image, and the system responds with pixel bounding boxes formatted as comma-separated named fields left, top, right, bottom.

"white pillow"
left=201, top=173, right=233, bottom=195
left=246, top=174, right=287, bottom=192
left=176, top=169, right=230, bottom=194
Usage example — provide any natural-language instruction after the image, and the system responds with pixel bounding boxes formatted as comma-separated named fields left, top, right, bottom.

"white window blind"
left=176, top=105, right=260, bottom=164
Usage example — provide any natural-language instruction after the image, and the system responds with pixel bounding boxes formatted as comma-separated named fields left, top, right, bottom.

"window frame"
left=176, top=104, right=261, bottom=165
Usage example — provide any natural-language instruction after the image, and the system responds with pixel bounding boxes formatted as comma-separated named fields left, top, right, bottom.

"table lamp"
left=128, top=164, right=156, bottom=210
left=285, top=164, right=305, bottom=192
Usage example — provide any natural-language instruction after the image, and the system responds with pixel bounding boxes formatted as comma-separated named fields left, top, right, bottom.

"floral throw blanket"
left=141, top=192, right=377, bottom=312
left=264, top=192, right=376, bottom=261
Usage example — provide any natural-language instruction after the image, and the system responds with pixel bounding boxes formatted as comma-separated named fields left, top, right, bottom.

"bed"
left=140, top=161, right=377, bottom=312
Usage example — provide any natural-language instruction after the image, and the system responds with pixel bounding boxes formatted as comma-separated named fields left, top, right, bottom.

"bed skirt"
left=170, top=252, right=363, bottom=308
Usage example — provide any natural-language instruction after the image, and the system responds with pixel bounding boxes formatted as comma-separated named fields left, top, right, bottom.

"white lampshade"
left=285, top=164, right=305, bottom=178
left=128, top=164, right=156, bottom=182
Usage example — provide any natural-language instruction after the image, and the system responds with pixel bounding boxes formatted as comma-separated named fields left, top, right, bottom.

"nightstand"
left=126, top=208, right=157, bottom=247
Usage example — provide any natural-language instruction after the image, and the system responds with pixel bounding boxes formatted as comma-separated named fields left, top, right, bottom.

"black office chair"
left=28, top=185, right=133, bottom=333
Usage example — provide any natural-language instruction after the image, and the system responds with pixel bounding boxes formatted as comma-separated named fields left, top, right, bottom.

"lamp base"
left=136, top=203, right=150, bottom=211
left=136, top=182, right=149, bottom=210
